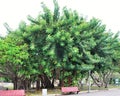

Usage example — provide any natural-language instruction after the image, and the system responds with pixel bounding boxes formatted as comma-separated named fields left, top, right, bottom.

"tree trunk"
left=13, top=76, right=18, bottom=90
left=36, top=79, right=40, bottom=90
left=44, top=74, right=53, bottom=88
left=60, top=70, right=64, bottom=87
left=22, top=79, right=31, bottom=90
left=68, top=76, right=72, bottom=86
left=90, top=73, right=102, bottom=87
left=40, top=74, right=54, bottom=88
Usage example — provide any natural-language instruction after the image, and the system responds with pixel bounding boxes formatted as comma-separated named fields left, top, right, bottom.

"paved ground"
left=78, top=89, right=120, bottom=96
left=54, top=88, right=120, bottom=96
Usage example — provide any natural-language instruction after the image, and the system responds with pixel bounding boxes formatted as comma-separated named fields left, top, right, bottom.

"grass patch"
left=26, top=88, right=61, bottom=96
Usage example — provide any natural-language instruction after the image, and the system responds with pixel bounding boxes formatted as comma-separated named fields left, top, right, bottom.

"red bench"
left=0, top=90, right=25, bottom=96
left=61, top=87, right=79, bottom=94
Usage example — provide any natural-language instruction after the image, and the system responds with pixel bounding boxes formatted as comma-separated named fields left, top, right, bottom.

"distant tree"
left=0, top=33, right=28, bottom=89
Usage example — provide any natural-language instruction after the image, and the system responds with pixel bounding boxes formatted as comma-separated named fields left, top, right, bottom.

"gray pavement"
left=78, top=89, right=120, bottom=96
left=54, top=88, right=120, bottom=96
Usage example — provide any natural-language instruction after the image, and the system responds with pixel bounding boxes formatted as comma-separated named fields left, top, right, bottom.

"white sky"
left=0, top=0, right=120, bottom=36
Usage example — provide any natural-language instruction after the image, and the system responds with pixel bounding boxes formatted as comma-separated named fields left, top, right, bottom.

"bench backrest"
left=0, top=90, right=25, bottom=96
left=61, top=87, right=79, bottom=92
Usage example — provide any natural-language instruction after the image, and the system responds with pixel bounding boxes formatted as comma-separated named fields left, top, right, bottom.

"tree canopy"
left=0, top=0, right=120, bottom=89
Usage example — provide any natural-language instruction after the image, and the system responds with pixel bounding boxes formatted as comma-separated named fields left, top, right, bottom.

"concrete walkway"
left=78, top=88, right=120, bottom=96
left=51, top=88, right=120, bottom=96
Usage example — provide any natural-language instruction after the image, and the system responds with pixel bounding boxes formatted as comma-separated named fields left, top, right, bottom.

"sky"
left=0, top=0, right=120, bottom=36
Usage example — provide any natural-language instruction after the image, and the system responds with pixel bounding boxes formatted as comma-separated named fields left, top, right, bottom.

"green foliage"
left=0, top=0, right=120, bottom=88
left=0, top=33, right=29, bottom=80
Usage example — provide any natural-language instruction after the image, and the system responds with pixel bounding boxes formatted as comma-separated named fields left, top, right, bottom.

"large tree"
left=0, top=0, right=120, bottom=89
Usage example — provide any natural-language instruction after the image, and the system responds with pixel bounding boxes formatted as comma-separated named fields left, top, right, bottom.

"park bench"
left=0, top=90, right=25, bottom=96
left=61, top=87, right=79, bottom=94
